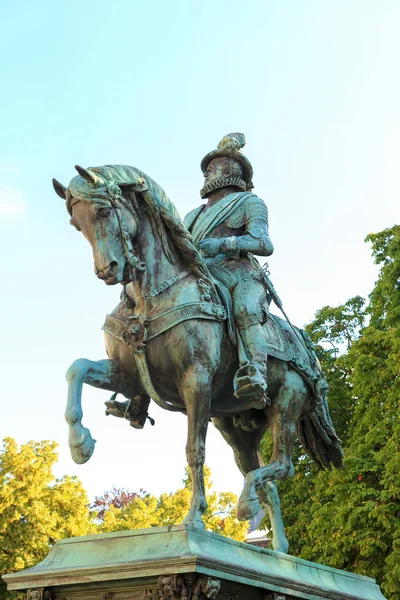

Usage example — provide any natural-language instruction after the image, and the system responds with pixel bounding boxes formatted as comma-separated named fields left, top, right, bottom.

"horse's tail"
left=296, top=394, right=344, bottom=470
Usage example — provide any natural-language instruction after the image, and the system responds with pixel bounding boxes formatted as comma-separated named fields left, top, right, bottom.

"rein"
left=103, top=275, right=226, bottom=413
left=114, top=203, right=146, bottom=272
left=107, top=183, right=146, bottom=273
left=101, top=180, right=226, bottom=413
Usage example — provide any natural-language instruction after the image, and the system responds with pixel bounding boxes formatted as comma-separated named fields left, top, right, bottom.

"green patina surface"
left=4, top=525, right=385, bottom=600
left=50, top=135, right=343, bottom=554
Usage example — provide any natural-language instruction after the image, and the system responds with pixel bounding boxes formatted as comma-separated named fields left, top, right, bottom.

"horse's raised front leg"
left=180, top=366, right=212, bottom=529
left=212, top=415, right=289, bottom=554
left=65, top=358, right=137, bottom=464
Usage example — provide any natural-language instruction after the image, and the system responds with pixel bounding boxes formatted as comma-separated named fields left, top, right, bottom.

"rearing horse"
left=52, top=164, right=343, bottom=553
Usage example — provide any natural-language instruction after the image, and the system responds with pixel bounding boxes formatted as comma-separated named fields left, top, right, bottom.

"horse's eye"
left=99, top=208, right=112, bottom=218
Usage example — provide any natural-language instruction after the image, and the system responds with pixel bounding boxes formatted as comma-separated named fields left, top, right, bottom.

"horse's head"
left=53, top=165, right=146, bottom=285
left=54, top=163, right=213, bottom=294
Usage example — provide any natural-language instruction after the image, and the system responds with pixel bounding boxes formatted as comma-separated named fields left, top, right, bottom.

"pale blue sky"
left=1, top=1, right=399, bottom=501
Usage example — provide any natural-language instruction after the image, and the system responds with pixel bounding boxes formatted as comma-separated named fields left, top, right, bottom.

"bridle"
left=68, top=172, right=228, bottom=414
left=104, top=180, right=146, bottom=274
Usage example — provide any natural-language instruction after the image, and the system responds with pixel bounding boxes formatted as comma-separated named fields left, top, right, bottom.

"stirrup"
left=105, top=394, right=129, bottom=419
left=105, top=394, right=149, bottom=429
left=233, top=363, right=270, bottom=409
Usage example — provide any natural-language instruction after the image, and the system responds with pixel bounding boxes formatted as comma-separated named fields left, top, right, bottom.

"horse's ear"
left=75, top=165, right=97, bottom=184
left=52, top=178, right=67, bottom=199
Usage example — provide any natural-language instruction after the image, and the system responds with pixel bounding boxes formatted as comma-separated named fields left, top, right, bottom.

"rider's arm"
left=220, top=196, right=274, bottom=258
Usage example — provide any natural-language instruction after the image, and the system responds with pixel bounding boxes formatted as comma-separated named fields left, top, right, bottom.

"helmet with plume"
left=200, top=133, right=253, bottom=198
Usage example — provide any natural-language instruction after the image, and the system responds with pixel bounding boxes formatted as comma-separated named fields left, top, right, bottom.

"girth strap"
left=146, top=302, right=226, bottom=340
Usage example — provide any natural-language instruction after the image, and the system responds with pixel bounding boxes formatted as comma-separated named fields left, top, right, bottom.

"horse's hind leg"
left=212, top=415, right=265, bottom=519
left=212, top=415, right=289, bottom=553
left=256, top=480, right=288, bottom=553
left=238, top=371, right=307, bottom=551
left=65, top=358, right=137, bottom=464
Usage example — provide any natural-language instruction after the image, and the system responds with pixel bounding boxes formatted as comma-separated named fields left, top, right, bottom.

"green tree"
left=303, top=226, right=400, bottom=599
left=304, top=295, right=366, bottom=444
left=261, top=225, right=400, bottom=599
left=97, top=466, right=248, bottom=541
left=0, top=438, right=93, bottom=599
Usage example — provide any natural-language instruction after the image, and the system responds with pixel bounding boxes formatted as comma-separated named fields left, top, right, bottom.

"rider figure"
left=184, top=133, right=274, bottom=408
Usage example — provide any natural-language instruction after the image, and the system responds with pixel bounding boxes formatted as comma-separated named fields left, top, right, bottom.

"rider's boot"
left=234, top=323, right=270, bottom=409
left=105, top=394, right=150, bottom=429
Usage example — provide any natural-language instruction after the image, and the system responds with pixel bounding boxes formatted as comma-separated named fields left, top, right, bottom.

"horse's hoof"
left=272, top=539, right=289, bottom=554
left=182, top=514, right=206, bottom=530
left=69, top=428, right=96, bottom=464
left=237, top=472, right=261, bottom=521
left=237, top=494, right=261, bottom=521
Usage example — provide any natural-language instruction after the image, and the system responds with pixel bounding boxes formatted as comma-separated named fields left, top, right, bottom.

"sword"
left=247, top=253, right=320, bottom=371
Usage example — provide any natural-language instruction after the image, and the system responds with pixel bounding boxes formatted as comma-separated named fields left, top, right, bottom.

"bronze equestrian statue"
left=52, top=133, right=343, bottom=554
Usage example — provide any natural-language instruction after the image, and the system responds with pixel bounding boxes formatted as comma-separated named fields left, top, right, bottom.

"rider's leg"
left=236, top=323, right=270, bottom=404
left=232, top=274, right=269, bottom=408
left=65, top=358, right=145, bottom=464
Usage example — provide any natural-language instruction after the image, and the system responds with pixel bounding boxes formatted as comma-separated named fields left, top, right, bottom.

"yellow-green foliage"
left=0, top=438, right=93, bottom=599
left=0, top=439, right=247, bottom=600
left=99, top=466, right=248, bottom=542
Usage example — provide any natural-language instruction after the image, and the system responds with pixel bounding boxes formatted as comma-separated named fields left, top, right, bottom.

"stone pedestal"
left=3, top=525, right=386, bottom=600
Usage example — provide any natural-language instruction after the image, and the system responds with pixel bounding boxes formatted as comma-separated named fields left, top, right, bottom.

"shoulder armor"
left=225, top=194, right=268, bottom=229
left=244, top=195, right=269, bottom=226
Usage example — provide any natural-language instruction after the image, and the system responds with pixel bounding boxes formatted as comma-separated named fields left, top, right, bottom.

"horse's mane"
left=69, top=164, right=211, bottom=284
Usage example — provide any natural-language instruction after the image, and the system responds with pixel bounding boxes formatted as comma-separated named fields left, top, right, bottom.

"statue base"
left=3, top=525, right=385, bottom=600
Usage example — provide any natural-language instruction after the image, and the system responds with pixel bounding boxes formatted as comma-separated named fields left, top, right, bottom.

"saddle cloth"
left=207, top=259, right=319, bottom=385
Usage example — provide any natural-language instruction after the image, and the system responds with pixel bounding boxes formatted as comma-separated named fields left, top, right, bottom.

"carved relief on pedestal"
left=27, top=589, right=52, bottom=600
left=157, top=574, right=221, bottom=600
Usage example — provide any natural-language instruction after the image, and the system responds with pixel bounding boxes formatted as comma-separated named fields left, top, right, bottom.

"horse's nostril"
left=108, top=261, right=118, bottom=275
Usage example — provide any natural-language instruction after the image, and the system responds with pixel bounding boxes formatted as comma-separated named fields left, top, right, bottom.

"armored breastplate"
left=201, top=203, right=246, bottom=239
left=207, top=222, right=245, bottom=239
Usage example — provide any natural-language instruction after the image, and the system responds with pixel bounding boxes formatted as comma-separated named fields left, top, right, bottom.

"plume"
left=217, top=133, right=246, bottom=152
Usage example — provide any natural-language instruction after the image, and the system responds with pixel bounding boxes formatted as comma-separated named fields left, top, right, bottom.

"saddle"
left=206, top=259, right=237, bottom=346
